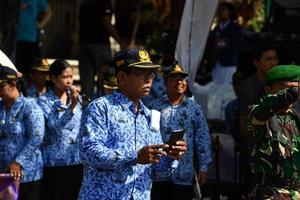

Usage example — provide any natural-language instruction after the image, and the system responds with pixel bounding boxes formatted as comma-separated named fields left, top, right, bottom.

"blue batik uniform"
left=0, top=96, right=44, bottom=183
left=149, top=95, right=212, bottom=185
left=142, top=74, right=166, bottom=107
left=78, top=91, right=178, bottom=200
left=27, top=85, right=39, bottom=98
left=37, top=90, right=82, bottom=167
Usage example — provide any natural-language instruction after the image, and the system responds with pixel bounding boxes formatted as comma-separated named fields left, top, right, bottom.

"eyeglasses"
left=0, top=81, right=8, bottom=89
left=130, top=70, right=157, bottom=80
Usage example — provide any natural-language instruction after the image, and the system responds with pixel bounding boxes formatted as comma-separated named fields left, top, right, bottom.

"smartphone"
left=167, top=129, right=185, bottom=147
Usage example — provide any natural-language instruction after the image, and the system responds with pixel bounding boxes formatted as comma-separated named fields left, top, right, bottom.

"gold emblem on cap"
left=139, top=50, right=150, bottom=62
left=41, top=59, right=49, bottom=66
left=174, top=65, right=183, bottom=72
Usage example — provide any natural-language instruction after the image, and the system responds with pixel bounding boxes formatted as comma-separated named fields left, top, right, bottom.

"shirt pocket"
left=7, top=119, right=24, bottom=138
left=110, top=115, right=130, bottom=143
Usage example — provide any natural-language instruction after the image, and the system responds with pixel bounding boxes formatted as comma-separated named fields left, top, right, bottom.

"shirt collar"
left=27, top=85, right=39, bottom=97
left=162, top=95, right=188, bottom=107
left=219, top=20, right=231, bottom=29
left=47, top=90, right=70, bottom=109
left=3, top=95, right=25, bottom=118
left=112, top=91, right=146, bottom=114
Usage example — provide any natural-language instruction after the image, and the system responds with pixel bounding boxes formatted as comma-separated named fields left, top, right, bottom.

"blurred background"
left=1, top=0, right=300, bottom=83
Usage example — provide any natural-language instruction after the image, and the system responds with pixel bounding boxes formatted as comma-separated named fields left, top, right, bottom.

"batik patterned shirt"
left=78, top=91, right=177, bottom=200
left=27, top=85, right=39, bottom=98
left=37, top=90, right=82, bottom=167
left=0, top=96, right=44, bottom=183
left=142, top=74, right=166, bottom=107
left=149, top=95, right=212, bottom=185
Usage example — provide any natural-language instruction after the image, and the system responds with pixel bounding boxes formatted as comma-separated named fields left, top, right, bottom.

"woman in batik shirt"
left=37, top=59, right=83, bottom=200
left=0, top=66, right=44, bottom=200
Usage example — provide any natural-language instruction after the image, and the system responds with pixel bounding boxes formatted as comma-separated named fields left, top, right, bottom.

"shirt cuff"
left=115, top=149, right=137, bottom=166
left=199, top=164, right=209, bottom=172
left=14, top=157, right=25, bottom=169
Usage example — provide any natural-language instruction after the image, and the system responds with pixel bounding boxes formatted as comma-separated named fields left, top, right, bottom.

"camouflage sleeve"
left=248, top=86, right=298, bottom=125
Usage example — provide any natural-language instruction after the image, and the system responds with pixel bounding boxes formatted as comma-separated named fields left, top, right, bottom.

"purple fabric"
left=0, top=173, right=19, bottom=200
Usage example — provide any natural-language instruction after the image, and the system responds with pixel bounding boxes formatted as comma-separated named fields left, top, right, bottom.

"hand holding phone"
left=166, top=130, right=187, bottom=160
left=137, top=144, right=168, bottom=165
left=167, top=129, right=185, bottom=147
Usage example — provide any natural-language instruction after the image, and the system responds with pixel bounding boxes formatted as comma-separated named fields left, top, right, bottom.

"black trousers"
left=40, top=165, right=83, bottom=200
left=18, top=179, right=42, bottom=200
left=151, top=181, right=194, bottom=200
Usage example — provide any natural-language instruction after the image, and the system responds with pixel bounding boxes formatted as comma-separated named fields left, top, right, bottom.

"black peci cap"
left=0, top=65, right=18, bottom=83
left=163, top=64, right=188, bottom=79
left=32, top=58, right=50, bottom=72
left=114, top=48, right=161, bottom=70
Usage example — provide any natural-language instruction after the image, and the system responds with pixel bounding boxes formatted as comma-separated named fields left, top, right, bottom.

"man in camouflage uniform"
left=245, top=65, right=300, bottom=199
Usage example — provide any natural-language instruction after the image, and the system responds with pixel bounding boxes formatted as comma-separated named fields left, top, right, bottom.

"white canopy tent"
left=175, top=0, right=236, bottom=121
left=0, top=50, right=18, bottom=72
left=175, top=0, right=219, bottom=85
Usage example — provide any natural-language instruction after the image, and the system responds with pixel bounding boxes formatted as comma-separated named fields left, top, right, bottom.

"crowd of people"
left=222, top=43, right=300, bottom=199
left=0, top=47, right=209, bottom=200
left=201, top=3, right=300, bottom=198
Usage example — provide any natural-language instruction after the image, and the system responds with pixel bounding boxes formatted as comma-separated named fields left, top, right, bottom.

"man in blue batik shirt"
left=27, top=58, right=50, bottom=98
left=78, top=48, right=186, bottom=200
left=149, top=64, right=212, bottom=200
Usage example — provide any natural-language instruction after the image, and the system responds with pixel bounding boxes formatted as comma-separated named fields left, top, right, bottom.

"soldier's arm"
left=249, top=86, right=299, bottom=123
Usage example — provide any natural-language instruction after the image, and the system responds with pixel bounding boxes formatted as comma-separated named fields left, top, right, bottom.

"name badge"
left=117, top=116, right=127, bottom=123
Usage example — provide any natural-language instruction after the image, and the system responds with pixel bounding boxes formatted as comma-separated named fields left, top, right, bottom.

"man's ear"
left=117, top=71, right=127, bottom=86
